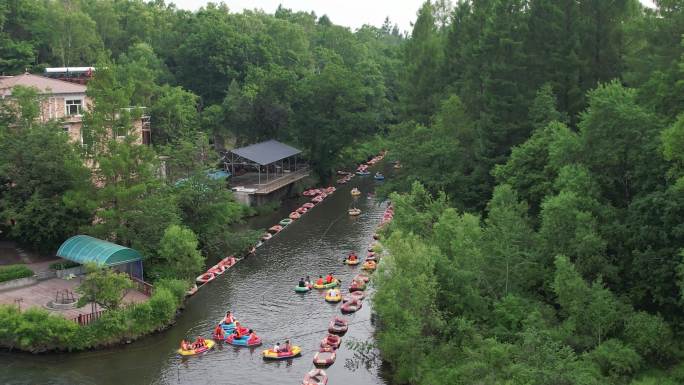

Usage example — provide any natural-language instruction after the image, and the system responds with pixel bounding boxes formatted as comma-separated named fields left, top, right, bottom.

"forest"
left=374, top=1, right=684, bottom=384
left=0, top=0, right=400, bottom=280
left=0, top=0, right=683, bottom=381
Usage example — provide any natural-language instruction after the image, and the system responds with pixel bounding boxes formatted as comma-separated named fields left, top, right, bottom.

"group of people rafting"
left=297, top=272, right=338, bottom=289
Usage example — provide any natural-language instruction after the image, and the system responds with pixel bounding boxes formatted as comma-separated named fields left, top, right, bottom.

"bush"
left=49, top=260, right=80, bottom=271
left=0, top=264, right=34, bottom=283
left=155, top=279, right=188, bottom=305
left=0, top=305, right=79, bottom=352
left=0, top=277, right=191, bottom=352
left=147, top=287, right=177, bottom=324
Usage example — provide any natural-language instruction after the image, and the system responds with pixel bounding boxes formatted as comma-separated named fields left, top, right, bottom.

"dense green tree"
left=76, top=265, right=135, bottom=311
left=401, top=1, right=444, bottom=123
left=148, top=85, right=200, bottom=145
left=156, top=225, right=204, bottom=280
left=0, top=124, right=93, bottom=252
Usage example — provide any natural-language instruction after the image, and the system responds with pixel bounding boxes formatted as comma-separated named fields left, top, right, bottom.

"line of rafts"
left=301, top=267, right=373, bottom=384
left=193, top=255, right=237, bottom=289
left=260, top=186, right=338, bottom=244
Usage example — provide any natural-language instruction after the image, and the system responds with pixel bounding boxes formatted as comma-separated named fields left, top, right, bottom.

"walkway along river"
left=0, top=172, right=389, bottom=385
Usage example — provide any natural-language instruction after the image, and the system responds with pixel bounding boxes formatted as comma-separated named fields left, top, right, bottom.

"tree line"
left=374, top=0, right=684, bottom=384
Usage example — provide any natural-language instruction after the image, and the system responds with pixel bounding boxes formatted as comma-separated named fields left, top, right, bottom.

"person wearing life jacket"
left=223, top=311, right=235, bottom=324
left=325, top=273, right=334, bottom=284
left=181, top=339, right=190, bottom=351
left=282, top=339, right=292, bottom=353
left=349, top=253, right=357, bottom=261
left=273, top=342, right=281, bottom=353
left=194, top=336, right=205, bottom=349
left=214, top=324, right=225, bottom=340
left=234, top=321, right=244, bottom=338
left=247, top=329, right=258, bottom=344
left=316, top=275, right=324, bottom=286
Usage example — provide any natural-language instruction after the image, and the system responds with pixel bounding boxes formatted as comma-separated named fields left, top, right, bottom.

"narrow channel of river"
left=0, top=172, right=388, bottom=385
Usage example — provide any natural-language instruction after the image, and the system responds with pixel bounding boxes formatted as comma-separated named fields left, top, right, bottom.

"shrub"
left=0, top=264, right=34, bottom=283
left=0, top=278, right=191, bottom=352
left=0, top=305, right=79, bottom=352
left=49, top=260, right=80, bottom=271
left=156, top=279, right=188, bottom=305
left=147, top=287, right=177, bottom=325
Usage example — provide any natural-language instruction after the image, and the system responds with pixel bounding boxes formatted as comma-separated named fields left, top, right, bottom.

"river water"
left=0, top=173, right=388, bottom=385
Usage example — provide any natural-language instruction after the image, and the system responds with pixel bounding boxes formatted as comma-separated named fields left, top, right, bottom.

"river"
left=0, top=172, right=389, bottom=385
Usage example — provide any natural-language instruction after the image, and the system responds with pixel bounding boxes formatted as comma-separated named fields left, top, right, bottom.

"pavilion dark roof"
left=230, top=140, right=301, bottom=165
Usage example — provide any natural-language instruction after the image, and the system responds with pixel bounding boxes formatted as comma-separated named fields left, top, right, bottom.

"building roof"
left=56, top=235, right=142, bottom=267
left=0, top=73, right=87, bottom=97
left=230, top=140, right=302, bottom=166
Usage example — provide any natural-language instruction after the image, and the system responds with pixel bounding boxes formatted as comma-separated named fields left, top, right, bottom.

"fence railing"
left=130, top=276, right=154, bottom=296
left=255, top=167, right=310, bottom=194
left=73, top=309, right=105, bottom=326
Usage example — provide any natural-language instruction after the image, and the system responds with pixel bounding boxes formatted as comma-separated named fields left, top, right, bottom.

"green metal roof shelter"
left=56, top=235, right=144, bottom=279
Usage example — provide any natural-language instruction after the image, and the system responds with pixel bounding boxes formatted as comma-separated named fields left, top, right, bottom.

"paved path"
left=0, top=278, right=149, bottom=320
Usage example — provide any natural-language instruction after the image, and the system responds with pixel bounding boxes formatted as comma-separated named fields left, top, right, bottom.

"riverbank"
left=0, top=162, right=389, bottom=384
left=0, top=152, right=388, bottom=356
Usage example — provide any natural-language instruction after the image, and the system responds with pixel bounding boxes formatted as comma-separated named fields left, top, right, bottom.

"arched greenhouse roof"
left=56, top=235, right=142, bottom=266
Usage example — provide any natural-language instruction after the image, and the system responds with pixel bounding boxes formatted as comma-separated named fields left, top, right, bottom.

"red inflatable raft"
left=196, top=272, right=215, bottom=285
left=320, top=334, right=341, bottom=350
left=328, top=317, right=348, bottom=334
left=302, top=368, right=328, bottom=385
left=341, top=298, right=362, bottom=314
left=313, top=350, right=336, bottom=367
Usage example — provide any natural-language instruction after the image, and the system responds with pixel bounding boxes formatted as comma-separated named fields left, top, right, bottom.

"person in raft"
left=272, top=342, right=281, bottom=353
left=316, top=275, right=324, bottom=286
left=214, top=324, right=225, bottom=340
left=305, top=275, right=311, bottom=286
left=223, top=311, right=235, bottom=324
left=233, top=321, right=244, bottom=338
left=193, top=336, right=206, bottom=349
left=325, top=273, right=334, bottom=284
left=247, top=329, right=258, bottom=343
left=298, top=277, right=306, bottom=287
left=349, top=252, right=358, bottom=261
left=181, top=339, right=190, bottom=351
left=327, top=288, right=338, bottom=297
left=282, top=339, right=292, bottom=353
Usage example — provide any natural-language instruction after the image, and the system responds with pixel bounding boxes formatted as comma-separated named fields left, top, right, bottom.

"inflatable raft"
left=302, top=368, right=328, bottom=385
left=348, top=208, right=361, bottom=216
left=226, top=334, right=262, bottom=347
left=313, top=279, right=340, bottom=289
left=328, top=317, right=348, bottom=334
left=295, top=285, right=311, bottom=293
left=313, top=350, right=336, bottom=367
left=325, top=290, right=342, bottom=303
left=349, top=280, right=366, bottom=292
left=262, top=346, right=302, bottom=360
left=320, top=334, right=341, bottom=350
left=196, top=272, right=215, bottom=285
left=341, top=298, right=362, bottom=314
left=362, top=260, right=377, bottom=271
left=178, top=339, right=215, bottom=356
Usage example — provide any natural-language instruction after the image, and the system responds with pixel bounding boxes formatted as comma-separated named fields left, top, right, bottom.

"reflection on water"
left=0, top=174, right=388, bottom=385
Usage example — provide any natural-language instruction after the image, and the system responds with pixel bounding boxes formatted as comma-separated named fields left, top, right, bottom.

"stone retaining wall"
left=0, top=276, right=37, bottom=291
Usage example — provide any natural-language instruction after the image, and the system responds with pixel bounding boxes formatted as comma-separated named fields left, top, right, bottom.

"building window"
left=65, top=99, right=82, bottom=116
left=63, top=125, right=70, bottom=134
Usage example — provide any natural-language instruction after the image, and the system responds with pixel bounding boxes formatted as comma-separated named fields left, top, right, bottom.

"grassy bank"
left=0, top=279, right=186, bottom=353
